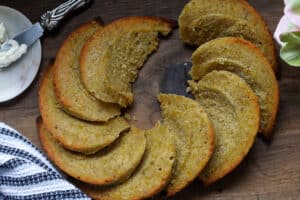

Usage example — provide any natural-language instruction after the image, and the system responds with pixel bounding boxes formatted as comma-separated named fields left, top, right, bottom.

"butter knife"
left=1, top=0, right=91, bottom=52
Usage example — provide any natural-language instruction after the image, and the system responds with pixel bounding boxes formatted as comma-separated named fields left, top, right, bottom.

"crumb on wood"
left=124, top=113, right=131, bottom=121
left=186, top=86, right=191, bottom=93
left=124, top=114, right=137, bottom=121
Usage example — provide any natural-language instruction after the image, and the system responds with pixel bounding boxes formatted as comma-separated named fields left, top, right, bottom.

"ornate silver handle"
left=40, top=0, right=91, bottom=31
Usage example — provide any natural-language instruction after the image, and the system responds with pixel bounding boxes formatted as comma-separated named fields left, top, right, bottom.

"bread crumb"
left=132, top=115, right=137, bottom=121
left=186, top=87, right=191, bottom=93
left=124, top=113, right=131, bottom=121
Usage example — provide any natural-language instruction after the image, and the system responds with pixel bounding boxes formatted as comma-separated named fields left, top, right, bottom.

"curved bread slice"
left=39, top=66, right=129, bottom=154
left=178, top=0, right=277, bottom=71
left=80, top=16, right=176, bottom=107
left=183, top=14, right=258, bottom=47
left=190, top=37, right=279, bottom=137
left=54, top=20, right=120, bottom=122
left=37, top=119, right=146, bottom=186
left=158, top=94, right=215, bottom=196
left=78, top=122, right=176, bottom=200
left=188, top=71, right=260, bottom=185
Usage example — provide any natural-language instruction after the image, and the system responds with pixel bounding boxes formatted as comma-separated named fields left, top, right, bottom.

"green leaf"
left=280, top=43, right=300, bottom=67
left=280, top=32, right=300, bottom=44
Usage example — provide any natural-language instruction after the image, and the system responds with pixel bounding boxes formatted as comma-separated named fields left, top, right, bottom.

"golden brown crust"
left=239, top=0, right=277, bottom=72
left=106, top=16, right=178, bottom=33
left=168, top=120, right=215, bottom=195
left=158, top=94, right=215, bottom=196
left=188, top=71, right=260, bottom=186
left=53, top=20, right=121, bottom=122
left=200, top=115, right=259, bottom=186
left=178, top=0, right=277, bottom=71
left=231, top=38, right=279, bottom=138
left=80, top=16, right=176, bottom=107
left=39, top=65, right=129, bottom=154
left=201, top=119, right=258, bottom=186
left=77, top=122, right=176, bottom=200
left=190, top=37, right=279, bottom=138
left=37, top=119, right=146, bottom=186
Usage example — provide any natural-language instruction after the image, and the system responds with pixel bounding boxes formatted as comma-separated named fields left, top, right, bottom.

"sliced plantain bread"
left=80, top=16, right=176, bottom=107
left=53, top=20, right=121, bottom=122
left=37, top=119, right=146, bottom=186
left=178, top=0, right=277, bottom=71
left=77, top=122, right=176, bottom=200
left=189, top=37, right=279, bottom=138
left=158, top=93, right=215, bottom=196
left=39, top=66, right=129, bottom=154
left=188, top=70, right=260, bottom=185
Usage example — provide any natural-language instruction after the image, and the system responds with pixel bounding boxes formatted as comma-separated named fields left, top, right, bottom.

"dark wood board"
left=0, top=0, right=299, bottom=199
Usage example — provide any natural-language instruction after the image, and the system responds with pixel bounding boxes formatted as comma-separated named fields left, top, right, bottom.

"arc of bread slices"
left=80, top=16, right=177, bottom=108
left=39, top=66, right=129, bottom=154
left=189, top=37, right=279, bottom=138
left=53, top=20, right=121, bottom=122
left=77, top=122, right=176, bottom=200
left=188, top=70, right=260, bottom=185
left=178, top=0, right=277, bottom=71
left=37, top=119, right=146, bottom=186
left=158, top=93, right=215, bottom=196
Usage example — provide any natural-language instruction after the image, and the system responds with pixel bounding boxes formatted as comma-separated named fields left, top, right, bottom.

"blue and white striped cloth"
left=0, top=122, right=90, bottom=200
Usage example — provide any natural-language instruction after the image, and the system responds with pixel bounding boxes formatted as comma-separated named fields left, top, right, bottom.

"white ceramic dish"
left=0, top=6, right=42, bottom=103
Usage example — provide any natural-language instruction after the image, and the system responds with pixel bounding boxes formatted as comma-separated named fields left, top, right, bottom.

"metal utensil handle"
left=40, top=0, right=90, bottom=31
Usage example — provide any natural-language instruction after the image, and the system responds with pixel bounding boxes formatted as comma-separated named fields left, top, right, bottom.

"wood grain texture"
left=0, top=0, right=299, bottom=199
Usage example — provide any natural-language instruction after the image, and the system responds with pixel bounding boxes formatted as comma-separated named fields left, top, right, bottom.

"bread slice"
left=53, top=20, right=121, bottom=122
left=158, top=93, right=215, bottom=196
left=77, top=122, right=176, bottom=200
left=37, top=118, right=146, bottom=186
left=39, top=66, right=129, bottom=154
left=178, top=0, right=277, bottom=71
left=181, top=14, right=256, bottom=46
left=188, top=71, right=260, bottom=185
left=80, top=16, right=176, bottom=107
left=189, top=37, right=279, bottom=138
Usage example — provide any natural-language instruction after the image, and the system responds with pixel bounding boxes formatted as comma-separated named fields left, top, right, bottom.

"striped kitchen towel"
left=0, top=122, right=90, bottom=200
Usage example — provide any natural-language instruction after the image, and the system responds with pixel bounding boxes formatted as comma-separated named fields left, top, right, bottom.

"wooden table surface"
left=1, top=0, right=299, bottom=199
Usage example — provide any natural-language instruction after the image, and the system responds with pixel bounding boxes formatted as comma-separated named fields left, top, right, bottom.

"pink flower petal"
left=284, top=1, right=300, bottom=28
left=284, top=0, right=290, bottom=5
left=274, top=15, right=299, bottom=45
